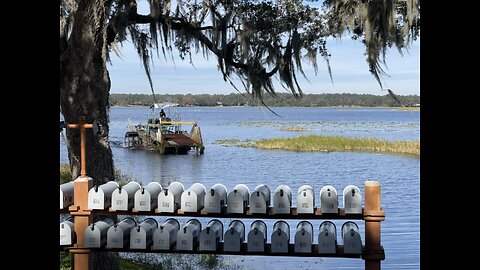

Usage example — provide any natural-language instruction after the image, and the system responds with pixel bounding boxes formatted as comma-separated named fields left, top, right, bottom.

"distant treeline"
left=109, top=93, right=420, bottom=107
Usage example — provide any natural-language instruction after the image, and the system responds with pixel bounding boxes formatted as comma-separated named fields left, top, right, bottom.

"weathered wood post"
left=67, top=116, right=94, bottom=270
left=363, top=181, right=385, bottom=270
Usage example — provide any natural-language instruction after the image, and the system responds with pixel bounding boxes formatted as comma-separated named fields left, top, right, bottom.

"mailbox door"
left=204, top=193, right=222, bottom=213
left=343, top=231, right=362, bottom=254
left=294, top=231, right=312, bottom=253
left=297, top=194, right=314, bottom=214
left=319, top=221, right=337, bottom=254
left=318, top=232, right=336, bottom=254
left=247, top=230, right=265, bottom=252
left=181, top=193, right=199, bottom=212
left=111, top=190, right=128, bottom=211
left=176, top=231, right=194, bottom=250
left=199, top=230, right=218, bottom=251
left=130, top=228, right=147, bottom=249
left=227, top=193, right=245, bottom=214
left=134, top=191, right=152, bottom=212
left=158, top=193, right=175, bottom=213
left=273, top=193, right=291, bottom=214
left=343, top=185, right=362, bottom=214
left=106, top=227, right=124, bottom=249
left=249, top=192, right=267, bottom=214
left=84, top=227, right=101, bottom=248
left=344, top=195, right=362, bottom=214
left=271, top=231, right=289, bottom=253
left=60, top=222, right=73, bottom=246
left=223, top=230, right=242, bottom=252
left=320, top=186, right=338, bottom=214
left=152, top=229, right=171, bottom=250
left=88, top=189, right=105, bottom=210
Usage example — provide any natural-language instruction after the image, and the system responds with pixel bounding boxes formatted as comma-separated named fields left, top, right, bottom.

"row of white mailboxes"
left=60, top=181, right=363, bottom=214
left=60, top=218, right=362, bottom=254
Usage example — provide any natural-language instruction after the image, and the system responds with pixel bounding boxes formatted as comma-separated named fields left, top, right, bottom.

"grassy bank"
left=60, top=164, right=71, bottom=184
left=396, top=107, right=420, bottom=111
left=60, top=164, right=133, bottom=185
left=216, top=135, right=420, bottom=156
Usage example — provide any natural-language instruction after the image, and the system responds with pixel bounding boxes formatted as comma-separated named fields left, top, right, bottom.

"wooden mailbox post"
left=363, top=181, right=385, bottom=269
left=65, top=116, right=94, bottom=270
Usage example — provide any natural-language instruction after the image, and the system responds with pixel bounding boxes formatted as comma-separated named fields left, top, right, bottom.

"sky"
left=107, top=1, right=420, bottom=96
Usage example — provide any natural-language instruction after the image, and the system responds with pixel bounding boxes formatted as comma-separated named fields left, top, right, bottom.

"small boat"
left=124, top=102, right=204, bottom=154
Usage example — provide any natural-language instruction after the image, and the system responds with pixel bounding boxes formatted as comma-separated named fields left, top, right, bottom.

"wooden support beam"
left=66, top=116, right=95, bottom=270
left=61, top=207, right=364, bottom=220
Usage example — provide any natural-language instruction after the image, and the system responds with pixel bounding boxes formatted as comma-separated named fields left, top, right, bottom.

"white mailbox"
left=273, top=185, right=292, bottom=214
left=249, top=184, right=271, bottom=214
left=318, top=221, right=337, bottom=254
left=152, top=218, right=180, bottom=250
left=111, top=181, right=141, bottom=211
left=297, top=185, right=315, bottom=214
left=271, top=220, right=290, bottom=253
left=223, top=220, right=245, bottom=252
left=342, top=221, right=362, bottom=254
left=320, top=185, right=338, bottom=214
left=157, top=182, right=185, bottom=213
left=204, top=184, right=227, bottom=213
left=181, top=183, right=206, bottom=212
left=130, top=218, right=158, bottom=249
left=343, top=185, right=362, bottom=214
left=134, top=182, right=162, bottom=212
left=247, top=220, right=267, bottom=252
left=106, top=217, right=136, bottom=249
left=60, top=217, right=75, bottom=246
left=84, top=218, right=115, bottom=248
left=88, top=181, right=119, bottom=210
left=176, top=219, right=202, bottom=250
left=60, top=181, right=74, bottom=209
left=294, top=221, right=313, bottom=253
left=227, top=184, right=250, bottom=214
left=199, top=219, right=224, bottom=251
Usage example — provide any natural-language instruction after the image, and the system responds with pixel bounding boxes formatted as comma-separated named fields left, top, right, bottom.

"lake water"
left=60, top=107, right=420, bottom=270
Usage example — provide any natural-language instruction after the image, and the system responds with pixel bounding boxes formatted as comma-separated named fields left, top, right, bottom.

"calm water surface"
left=60, top=107, right=420, bottom=270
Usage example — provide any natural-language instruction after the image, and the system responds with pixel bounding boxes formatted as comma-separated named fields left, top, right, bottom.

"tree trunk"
left=60, top=1, right=119, bottom=269
left=60, top=0, right=114, bottom=183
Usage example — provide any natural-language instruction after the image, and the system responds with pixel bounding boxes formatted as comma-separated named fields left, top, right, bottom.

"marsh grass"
left=214, top=139, right=254, bottom=147
left=396, top=107, right=420, bottom=111
left=60, top=164, right=71, bottom=184
left=279, top=126, right=311, bottom=131
left=217, top=135, right=419, bottom=156
left=254, top=135, right=419, bottom=156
